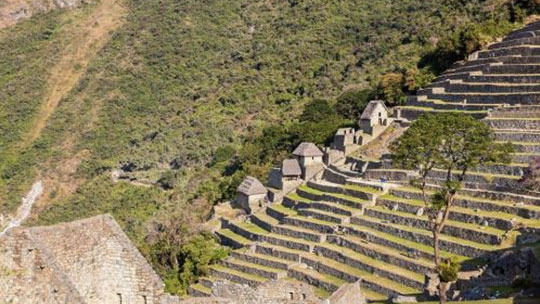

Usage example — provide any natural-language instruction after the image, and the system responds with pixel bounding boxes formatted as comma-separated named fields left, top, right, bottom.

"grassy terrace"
left=210, top=264, right=267, bottom=283
left=189, top=283, right=211, bottom=294
left=286, top=193, right=311, bottom=204
left=399, top=106, right=489, bottom=114
left=298, top=185, right=325, bottom=196
left=354, top=214, right=499, bottom=252
left=218, top=229, right=252, bottom=246
left=392, top=186, right=540, bottom=216
left=268, top=203, right=298, bottom=216
left=340, top=234, right=435, bottom=269
left=320, top=242, right=426, bottom=284
left=366, top=205, right=506, bottom=237
left=342, top=223, right=469, bottom=263
left=226, top=257, right=285, bottom=275
left=306, top=252, right=421, bottom=295
left=430, top=168, right=521, bottom=180
left=342, top=183, right=384, bottom=195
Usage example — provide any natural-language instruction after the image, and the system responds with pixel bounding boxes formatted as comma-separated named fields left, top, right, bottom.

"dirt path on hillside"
left=20, top=0, right=126, bottom=147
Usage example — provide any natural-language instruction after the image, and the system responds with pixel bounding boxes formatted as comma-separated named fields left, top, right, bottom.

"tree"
left=335, top=88, right=374, bottom=120
left=390, top=113, right=513, bottom=304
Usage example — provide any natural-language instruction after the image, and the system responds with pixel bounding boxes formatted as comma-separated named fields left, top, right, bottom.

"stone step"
left=298, top=208, right=350, bottom=225
left=349, top=215, right=496, bottom=258
left=230, top=250, right=291, bottom=270
left=511, top=153, right=540, bottom=165
left=398, top=107, right=489, bottom=121
left=487, top=118, right=540, bottom=130
left=273, top=223, right=326, bottom=243
left=221, top=258, right=287, bottom=280
left=389, top=186, right=540, bottom=220
left=478, top=45, right=540, bottom=59
left=466, top=74, right=540, bottom=84
left=363, top=206, right=504, bottom=246
left=327, top=234, right=434, bottom=274
left=473, top=163, right=527, bottom=176
left=284, top=214, right=339, bottom=233
left=308, top=201, right=357, bottom=216
left=287, top=265, right=344, bottom=294
left=294, top=185, right=368, bottom=211
left=209, top=264, right=267, bottom=288
left=378, top=194, right=521, bottom=230
left=228, top=221, right=314, bottom=252
left=313, top=244, right=425, bottom=291
left=407, top=98, right=497, bottom=111
left=298, top=251, right=421, bottom=297
left=308, top=180, right=381, bottom=202
left=489, top=106, right=540, bottom=118
left=495, top=130, right=540, bottom=142
left=364, top=168, right=522, bottom=193
left=216, top=228, right=252, bottom=249
left=489, top=36, right=540, bottom=50
left=341, top=222, right=468, bottom=264
left=503, top=30, right=540, bottom=42
left=199, top=277, right=216, bottom=289
left=509, top=142, right=540, bottom=153
left=434, top=82, right=540, bottom=94
left=426, top=92, right=540, bottom=105
left=188, top=283, right=211, bottom=297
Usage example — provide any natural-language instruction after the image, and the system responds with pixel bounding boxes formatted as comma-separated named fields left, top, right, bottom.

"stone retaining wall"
left=230, top=252, right=289, bottom=270
left=326, top=235, right=431, bottom=274
left=363, top=208, right=502, bottom=245
left=298, top=209, right=346, bottom=225
left=255, top=244, right=301, bottom=262
left=287, top=268, right=339, bottom=293
left=314, top=245, right=424, bottom=290
left=209, top=268, right=260, bottom=288
left=428, top=92, right=540, bottom=104
left=349, top=217, right=488, bottom=257
left=221, top=260, right=285, bottom=280
left=272, top=225, right=325, bottom=243
left=377, top=196, right=515, bottom=230
left=283, top=216, right=336, bottom=233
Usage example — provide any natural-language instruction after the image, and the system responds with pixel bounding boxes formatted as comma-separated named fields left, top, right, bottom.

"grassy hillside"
left=0, top=0, right=537, bottom=294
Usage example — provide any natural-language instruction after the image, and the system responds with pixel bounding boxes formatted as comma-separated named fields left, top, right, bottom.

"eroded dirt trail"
left=21, top=0, right=126, bottom=147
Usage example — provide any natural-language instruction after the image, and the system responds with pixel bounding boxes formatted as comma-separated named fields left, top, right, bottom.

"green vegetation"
left=0, top=0, right=537, bottom=296
left=390, top=113, right=514, bottom=304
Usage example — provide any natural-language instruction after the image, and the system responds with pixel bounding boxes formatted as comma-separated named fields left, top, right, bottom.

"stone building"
left=236, top=176, right=268, bottom=213
left=293, top=142, right=324, bottom=180
left=359, top=100, right=389, bottom=138
left=268, top=159, right=302, bottom=191
left=0, top=214, right=168, bottom=304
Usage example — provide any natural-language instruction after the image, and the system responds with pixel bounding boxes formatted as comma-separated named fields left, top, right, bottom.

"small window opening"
left=302, top=293, right=307, bottom=300
left=289, top=292, right=294, bottom=300
left=117, top=293, right=122, bottom=304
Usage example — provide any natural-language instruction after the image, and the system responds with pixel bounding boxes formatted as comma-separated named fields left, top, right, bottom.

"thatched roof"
left=292, top=142, right=323, bottom=157
left=282, top=159, right=302, bottom=176
left=360, top=100, right=387, bottom=120
left=237, top=176, right=267, bottom=195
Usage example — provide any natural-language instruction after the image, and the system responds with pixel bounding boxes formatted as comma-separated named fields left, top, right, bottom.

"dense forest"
left=0, top=0, right=538, bottom=294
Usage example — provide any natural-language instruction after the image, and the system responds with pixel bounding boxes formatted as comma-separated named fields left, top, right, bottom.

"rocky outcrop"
left=0, top=0, right=88, bottom=29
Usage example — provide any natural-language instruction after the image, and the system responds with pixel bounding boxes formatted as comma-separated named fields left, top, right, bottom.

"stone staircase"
left=188, top=21, right=540, bottom=302
left=400, top=20, right=540, bottom=119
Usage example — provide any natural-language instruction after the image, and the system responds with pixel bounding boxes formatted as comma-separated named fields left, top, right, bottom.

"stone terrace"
left=189, top=21, right=540, bottom=303
left=400, top=20, right=540, bottom=119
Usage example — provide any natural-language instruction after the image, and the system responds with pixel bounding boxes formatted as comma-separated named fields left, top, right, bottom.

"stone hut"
left=236, top=176, right=268, bottom=213
left=357, top=100, right=391, bottom=145
left=359, top=100, right=388, bottom=134
left=331, top=127, right=360, bottom=154
left=268, top=159, right=302, bottom=191
left=293, top=142, right=324, bottom=180
left=0, top=214, right=168, bottom=304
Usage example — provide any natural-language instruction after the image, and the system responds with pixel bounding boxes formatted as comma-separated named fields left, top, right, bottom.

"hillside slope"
left=0, top=0, right=538, bottom=294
